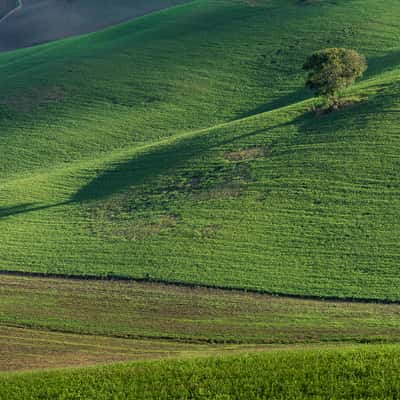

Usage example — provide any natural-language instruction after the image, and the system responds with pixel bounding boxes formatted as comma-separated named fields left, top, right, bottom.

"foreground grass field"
left=2, top=345, right=400, bottom=399
left=0, top=0, right=400, bottom=300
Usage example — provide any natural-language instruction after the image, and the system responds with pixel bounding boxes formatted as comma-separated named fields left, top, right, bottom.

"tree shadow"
left=278, top=81, right=400, bottom=160
left=0, top=203, right=37, bottom=219
left=0, top=202, right=70, bottom=219
left=72, top=120, right=293, bottom=204
left=237, top=88, right=308, bottom=120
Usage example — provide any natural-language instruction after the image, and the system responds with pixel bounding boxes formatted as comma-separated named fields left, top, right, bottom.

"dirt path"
left=0, top=0, right=22, bottom=25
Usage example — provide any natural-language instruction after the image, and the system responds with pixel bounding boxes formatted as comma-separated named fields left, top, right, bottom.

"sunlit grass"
left=0, top=0, right=399, bottom=300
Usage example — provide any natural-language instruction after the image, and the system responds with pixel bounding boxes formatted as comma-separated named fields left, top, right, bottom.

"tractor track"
left=0, top=0, right=22, bottom=25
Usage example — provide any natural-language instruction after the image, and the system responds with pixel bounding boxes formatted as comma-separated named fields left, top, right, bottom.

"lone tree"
left=303, top=48, right=367, bottom=108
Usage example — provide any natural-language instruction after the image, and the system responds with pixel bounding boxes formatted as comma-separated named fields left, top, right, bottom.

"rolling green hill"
left=0, top=0, right=400, bottom=301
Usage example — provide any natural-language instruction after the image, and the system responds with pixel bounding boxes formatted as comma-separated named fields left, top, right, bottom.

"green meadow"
left=1, top=0, right=400, bottom=396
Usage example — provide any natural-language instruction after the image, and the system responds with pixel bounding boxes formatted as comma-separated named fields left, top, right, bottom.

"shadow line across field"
left=0, top=201, right=70, bottom=219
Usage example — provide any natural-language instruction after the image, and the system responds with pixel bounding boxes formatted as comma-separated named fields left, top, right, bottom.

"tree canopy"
left=303, top=48, right=367, bottom=101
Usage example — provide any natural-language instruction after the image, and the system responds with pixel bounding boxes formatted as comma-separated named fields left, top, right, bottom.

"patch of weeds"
left=224, top=146, right=270, bottom=162
left=187, top=162, right=253, bottom=201
left=200, top=224, right=222, bottom=239
left=85, top=161, right=254, bottom=240
left=90, top=211, right=180, bottom=241
left=193, top=181, right=245, bottom=201
left=257, top=189, right=272, bottom=203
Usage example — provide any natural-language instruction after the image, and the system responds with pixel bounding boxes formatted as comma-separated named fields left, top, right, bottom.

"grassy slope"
left=2, top=345, right=400, bottom=399
left=4, top=274, right=400, bottom=345
left=0, top=0, right=400, bottom=300
left=1, top=0, right=398, bottom=177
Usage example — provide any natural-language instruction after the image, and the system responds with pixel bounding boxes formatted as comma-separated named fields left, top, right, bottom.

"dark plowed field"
left=0, top=0, right=189, bottom=52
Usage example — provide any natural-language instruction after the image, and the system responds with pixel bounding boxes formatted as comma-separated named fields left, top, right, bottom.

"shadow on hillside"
left=283, top=85, right=399, bottom=154
left=238, top=88, right=308, bottom=120
left=238, top=48, right=400, bottom=122
left=243, top=48, right=400, bottom=122
left=0, top=203, right=36, bottom=219
left=365, top=49, right=400, bottom=79
left=72, top=120, right=292, bottom=204
left=0, top=202, right=70, bottom=219
left=62, top=48, right=400, bottom=207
